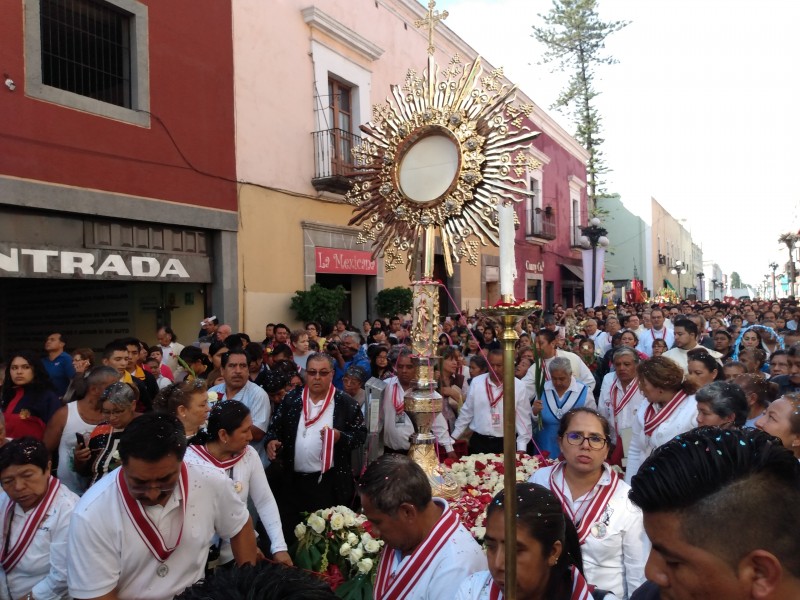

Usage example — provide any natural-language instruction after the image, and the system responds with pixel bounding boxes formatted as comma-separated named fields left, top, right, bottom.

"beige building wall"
left=650, top=198, right=698, bottom=298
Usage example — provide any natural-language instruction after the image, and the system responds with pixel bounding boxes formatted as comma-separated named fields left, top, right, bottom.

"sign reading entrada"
left=0, top=245, right=194, bottom=279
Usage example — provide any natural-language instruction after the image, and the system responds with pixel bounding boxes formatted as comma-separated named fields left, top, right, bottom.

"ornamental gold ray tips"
left=346, top=3, right=542, bottom=279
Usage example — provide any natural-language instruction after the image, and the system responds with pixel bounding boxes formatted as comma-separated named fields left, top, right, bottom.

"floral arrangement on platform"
left=292, top=505, right=383, bottom=600
left=442, top=452, right=552, bottom=541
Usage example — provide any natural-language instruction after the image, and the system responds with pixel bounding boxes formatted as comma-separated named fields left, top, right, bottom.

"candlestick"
left=499, top=203, right=515, bottom=300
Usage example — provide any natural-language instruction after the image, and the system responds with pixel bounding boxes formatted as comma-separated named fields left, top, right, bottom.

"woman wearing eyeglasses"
left=529, top=408, right=648, bottom=600
left=74, top=382, right=140, bottom=487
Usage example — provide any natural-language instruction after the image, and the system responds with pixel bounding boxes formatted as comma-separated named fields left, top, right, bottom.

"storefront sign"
left=315, top=247, right=377, bottom=275
left=525, top=260, right=545, bottom=273
left=0, top=244, right=212, bottom=281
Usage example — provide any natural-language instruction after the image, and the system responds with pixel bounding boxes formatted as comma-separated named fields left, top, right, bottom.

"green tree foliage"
left=730, top=272, right=742, bottom=289
left=289, top=284, right=346, bottom=326
left=375, top=286, right=413, bottom=318
left=532, top=0, right=627, bottom=212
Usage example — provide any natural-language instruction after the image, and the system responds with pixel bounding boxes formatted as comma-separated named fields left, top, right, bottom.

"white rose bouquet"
left=291, top=505, right=383, bottom=598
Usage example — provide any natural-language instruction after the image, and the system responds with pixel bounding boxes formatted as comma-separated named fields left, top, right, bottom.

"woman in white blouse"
left=625, top=357, right=698, bottom=483
left=0, top=437, right=78, bottom=600
left=183, top=400, right=292, bottom=566
left=529, top=408, right=648, bottom=599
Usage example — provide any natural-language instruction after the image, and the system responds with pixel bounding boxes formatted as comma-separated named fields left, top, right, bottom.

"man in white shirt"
left=662, top=318, right=723, bottom=373
left=379, top=348, right=455, bottom=457
left=521, top=329, right=597, bottom=406
left=359, top=454, right=487, bottom=600
left=266, top=353, right=367, bottom=540
left=636, top=308, right=674, bottom=357
left=210, top=349, right=270, bottom=466
left=67, top=413, right=257, bottom=600
left=452, top=349, right=533, bottom=453
left=156, top=327, right=184, bottom=374
left=595, top=316, right=621, bottom=356
left=583, top=319, right=602, bottom=345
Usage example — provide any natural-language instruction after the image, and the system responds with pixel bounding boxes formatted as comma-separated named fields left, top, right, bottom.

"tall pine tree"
left=532, top=0, right=627, bottom=212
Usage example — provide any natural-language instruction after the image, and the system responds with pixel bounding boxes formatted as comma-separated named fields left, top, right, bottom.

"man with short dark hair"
left=662, top=318, right=721, bottom=372
left=157, top=327, right=184, bottom=374
left=380, top=348, right=455, bottom=457
left=209, top=349, right=270, bottom=464
left=43, top=365, right=118, bottom=495
left=271, top=324, right=290, bottom=347
left=67, top=413, right=257, bottom=600
left=359, top=454, right=486, bottom=600
left=637, top=308, right=674, bottom=357
left=630, top=427, right=800, bottom=600
left=266, top=353, right=366, bottom=539
left=43, top=332, right=75, bottom=399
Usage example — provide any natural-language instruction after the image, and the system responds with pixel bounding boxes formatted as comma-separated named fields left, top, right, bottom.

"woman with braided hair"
left=455, top=482, right=620, bottom=599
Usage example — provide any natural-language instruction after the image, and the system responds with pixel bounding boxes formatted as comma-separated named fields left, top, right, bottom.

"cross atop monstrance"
left=346, top=4, right=542, bottom=598
left=414, top=0, right=449, bottom=55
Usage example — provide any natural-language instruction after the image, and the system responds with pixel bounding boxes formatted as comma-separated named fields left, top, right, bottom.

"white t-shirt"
left=184, top=445, right=286, bottom=563
left=67, top=460, right=250, bottom=600
left=0, top=483, right=78, bottom=600
left=531, top=465, right=649, bottom=599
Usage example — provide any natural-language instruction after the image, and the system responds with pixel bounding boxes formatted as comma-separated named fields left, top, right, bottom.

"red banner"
left=315, top=248, right=377, bottom=275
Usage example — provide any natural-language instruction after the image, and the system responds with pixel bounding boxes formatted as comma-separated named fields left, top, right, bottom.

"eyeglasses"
left=563, top=432, right=608, bottom=450
left=306, top=369, right=332, bottom=378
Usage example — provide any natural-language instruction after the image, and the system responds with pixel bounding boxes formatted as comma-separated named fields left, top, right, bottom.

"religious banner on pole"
left=581, top=247, right=605, bottom=307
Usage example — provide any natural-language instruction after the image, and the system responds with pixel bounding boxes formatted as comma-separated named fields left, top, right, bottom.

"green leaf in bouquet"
left=334, top=573, right=374, bottom=600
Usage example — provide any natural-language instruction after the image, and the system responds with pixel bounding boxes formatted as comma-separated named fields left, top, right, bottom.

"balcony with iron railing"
left=525, top=207, right=557, bottom=241
left=311, top=128, right=362, bottom=194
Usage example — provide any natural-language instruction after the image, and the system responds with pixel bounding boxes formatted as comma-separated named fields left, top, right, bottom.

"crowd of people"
left=0, top=296, right=799, bottom=599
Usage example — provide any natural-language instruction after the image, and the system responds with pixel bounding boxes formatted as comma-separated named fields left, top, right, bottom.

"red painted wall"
left=0, top=0, right=236, bottom=212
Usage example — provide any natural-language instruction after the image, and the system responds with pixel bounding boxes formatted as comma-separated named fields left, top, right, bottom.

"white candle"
left=499, top=202, right=515, bottom=298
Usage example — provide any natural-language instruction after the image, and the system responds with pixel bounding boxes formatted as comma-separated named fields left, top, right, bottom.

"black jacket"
left=266, top=387, right=367, bottom=505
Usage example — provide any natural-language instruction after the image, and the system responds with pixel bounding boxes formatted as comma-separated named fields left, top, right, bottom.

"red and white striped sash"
left=188, top=444, right=245, bottom=470
left=549, top=463, right=620, bottom=544
left=487, top=565, right=592, bottom=600
left=611, top=378, right=639, bottom=416
left=303, top=385, right=335, bottom=428
left=374, top=503, right=460, bottom=600
left=321, top=427, right=335, bottom=474
left=391, top=382, right=404, bottom=416
left=644, top=391, right=688, bottom=437
left=117, top=462, right=189, bottom=562
left=485, top=378, right=503, bottom=409
left=0, top=477, right=61, bottom=572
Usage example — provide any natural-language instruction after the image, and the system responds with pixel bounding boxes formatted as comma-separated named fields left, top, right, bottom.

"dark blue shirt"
left=42, top=351, right=75, bottom=398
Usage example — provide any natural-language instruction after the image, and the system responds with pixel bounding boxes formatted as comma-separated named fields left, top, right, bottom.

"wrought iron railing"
left=525, top=208, right=557, bottom=240
left=311, top=128, right=362, bottom=180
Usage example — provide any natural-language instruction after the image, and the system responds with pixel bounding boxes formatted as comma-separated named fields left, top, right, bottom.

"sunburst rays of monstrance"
left=346, top=4, right=542, bottom=598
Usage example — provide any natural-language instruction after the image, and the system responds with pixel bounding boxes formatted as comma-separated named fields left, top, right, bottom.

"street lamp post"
left=696, top=272, right=705, bottom=301
left=579, top=217, right=610, bottom=307
left=710, top=278, right=718, bottom=300
left=770, top=262, right=779, bottom=300
left=670, top=260, right=687, bottom=299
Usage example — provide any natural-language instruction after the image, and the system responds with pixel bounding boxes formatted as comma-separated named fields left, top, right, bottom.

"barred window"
left=40, top=0, right=132, bottom=108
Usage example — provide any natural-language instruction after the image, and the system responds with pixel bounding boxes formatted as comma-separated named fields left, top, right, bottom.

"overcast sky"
left=433, top=0, right=800, bottom=287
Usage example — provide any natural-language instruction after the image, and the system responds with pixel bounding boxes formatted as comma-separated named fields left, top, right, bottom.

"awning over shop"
left=562, top=264, right=584, bottom=281
left=663, top=278, right=676, bottom=290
